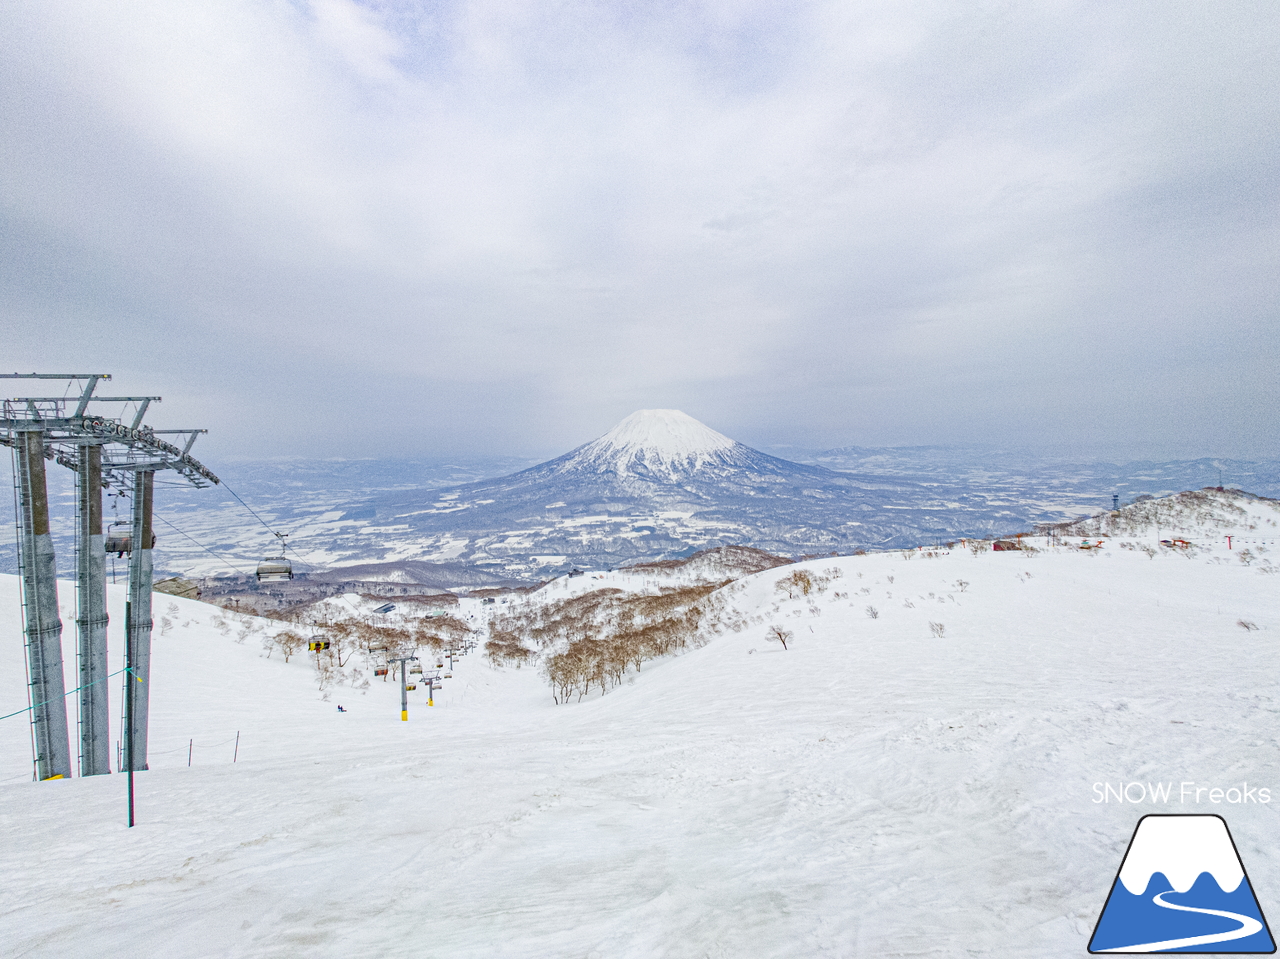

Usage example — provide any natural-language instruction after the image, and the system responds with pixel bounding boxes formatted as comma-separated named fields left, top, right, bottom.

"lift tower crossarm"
left=9, top=397, right=162, bottom=405
left=0, top=374, right=112, bottom=380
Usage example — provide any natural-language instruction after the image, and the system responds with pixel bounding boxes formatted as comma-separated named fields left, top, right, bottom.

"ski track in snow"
left=0, top=536, right=1277, bottom=957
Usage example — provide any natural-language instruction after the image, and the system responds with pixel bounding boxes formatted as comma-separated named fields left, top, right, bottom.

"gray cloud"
left=1, top=0, right=1276, bottom=462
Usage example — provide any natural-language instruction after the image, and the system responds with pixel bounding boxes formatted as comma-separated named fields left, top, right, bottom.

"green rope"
left=0, top=666, right=138, bottom=722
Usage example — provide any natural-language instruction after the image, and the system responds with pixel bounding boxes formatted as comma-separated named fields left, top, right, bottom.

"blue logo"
left=1090, top=814, right=1275, bottom=953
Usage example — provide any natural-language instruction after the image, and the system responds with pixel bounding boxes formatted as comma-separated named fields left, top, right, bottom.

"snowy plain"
left=2, top=516, right=1279, bottom=956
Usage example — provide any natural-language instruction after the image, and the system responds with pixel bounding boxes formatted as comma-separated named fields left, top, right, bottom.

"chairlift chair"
left=256, top=557, right=293, bottom=582
left=104, top=530, right=132, bottom=556
left=256, top=531, right=293, bottom=582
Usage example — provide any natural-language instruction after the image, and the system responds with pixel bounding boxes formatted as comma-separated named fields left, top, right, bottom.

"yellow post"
left=401, top=710, right=407, bottom=721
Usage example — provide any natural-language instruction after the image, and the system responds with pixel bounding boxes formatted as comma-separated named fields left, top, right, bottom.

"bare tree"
left=767, top=625, right=793, bottom=650
left=486, top=628, right=533, bottom=667
left=775, top=570, right=815, bottom=599
left=268, top=630, right=308, bottom=662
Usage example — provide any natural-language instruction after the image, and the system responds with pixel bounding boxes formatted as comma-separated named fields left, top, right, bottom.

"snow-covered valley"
left=2, top=492, right=1279, bottom=957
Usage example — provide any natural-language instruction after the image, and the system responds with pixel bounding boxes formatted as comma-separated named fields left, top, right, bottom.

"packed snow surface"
left=1, top=528, right=1278, bottom=957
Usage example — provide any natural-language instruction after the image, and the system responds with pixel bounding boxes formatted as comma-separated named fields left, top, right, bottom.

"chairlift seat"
left=256, top=556, right=293, bottom=582
left=104, top=534, right=132, bottom=555
left=405, top=684, right=417, bottom=691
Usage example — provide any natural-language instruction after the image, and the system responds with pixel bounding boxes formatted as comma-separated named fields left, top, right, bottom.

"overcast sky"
left=2, top=0, right=1277, bottom=463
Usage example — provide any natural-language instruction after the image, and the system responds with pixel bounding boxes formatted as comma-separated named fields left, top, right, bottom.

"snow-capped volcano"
left=364, top=410, right=943, bottom=571
left=563, top=409, right=740, bottom=477
left=527, top=408, right=836, bottom=492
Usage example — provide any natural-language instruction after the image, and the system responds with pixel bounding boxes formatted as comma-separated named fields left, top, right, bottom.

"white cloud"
left=0, top=0, right=1276, bottom=459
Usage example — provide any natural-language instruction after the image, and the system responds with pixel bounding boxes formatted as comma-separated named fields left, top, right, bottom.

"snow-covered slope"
left=622, top=543, right=794, bottom=582
left=1054, top=487, right=1280, bottom=543
left=2, top=499, right=1278, bottom=957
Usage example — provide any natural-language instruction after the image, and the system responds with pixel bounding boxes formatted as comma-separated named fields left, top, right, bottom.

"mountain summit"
left=559, top=410, right=745, bottom=479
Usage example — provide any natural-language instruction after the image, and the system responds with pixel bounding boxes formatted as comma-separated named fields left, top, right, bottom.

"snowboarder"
left=337, top=705, right=346, bottom=712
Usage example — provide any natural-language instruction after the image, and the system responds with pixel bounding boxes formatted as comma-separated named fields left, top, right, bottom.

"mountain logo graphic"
left=1089, top=814, right=1275, bottom=953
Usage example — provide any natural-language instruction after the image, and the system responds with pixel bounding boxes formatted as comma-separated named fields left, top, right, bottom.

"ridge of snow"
left=566, top=410, right=741, bottom=476
left=1118, top=816, right=1245, bottom=895
left=1057, top=488, right=1280, bottom=539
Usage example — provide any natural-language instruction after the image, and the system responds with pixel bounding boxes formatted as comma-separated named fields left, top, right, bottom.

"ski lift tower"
left=1, top=374, right=218, bottom=781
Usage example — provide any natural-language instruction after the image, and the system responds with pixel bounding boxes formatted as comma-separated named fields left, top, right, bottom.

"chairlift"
left=104, top=530, right=132, bottom=556
left=374, top=667, right=389, bottom=677
left=405, top=683, right=417, bottom=691
left=104, top=495, right=131, bottom=556
left=443, top=672, right=452, bottom=679
left=410, top=665, right=423, bottom=675
left=256, top=531, right=293, bottom=582
left=103, top=530, right=158, bottom=556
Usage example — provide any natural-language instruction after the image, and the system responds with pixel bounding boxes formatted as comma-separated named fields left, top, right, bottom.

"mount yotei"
left=350, top=410, right=1041, bottom=576
left=28, top=409, right=1269, bottom=584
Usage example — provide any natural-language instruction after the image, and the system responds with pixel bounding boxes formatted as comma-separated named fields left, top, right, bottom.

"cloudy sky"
left=2, top=0, right=1277, bottom=462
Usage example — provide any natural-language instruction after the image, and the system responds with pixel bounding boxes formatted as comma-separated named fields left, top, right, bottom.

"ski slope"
left=1, top=525, right=1278, bottom=957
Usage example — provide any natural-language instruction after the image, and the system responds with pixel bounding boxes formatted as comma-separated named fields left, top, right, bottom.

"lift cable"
left=178, top=477, right=384, bottom=624
left=217, top=480, right=320, bottom=573
left=151, top=511, right=255, bottom=577
left=220, top=482, right=278, bottom=537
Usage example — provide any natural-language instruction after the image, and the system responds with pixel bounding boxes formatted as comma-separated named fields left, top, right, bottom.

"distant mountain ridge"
left=364, top=410, right=1048, bottom=575
left=8, top=413, right=1275, bottom=583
